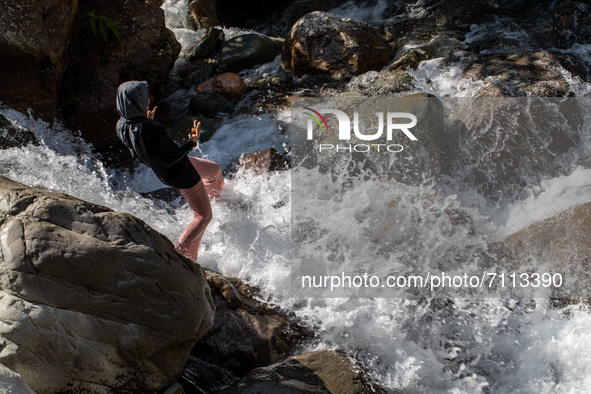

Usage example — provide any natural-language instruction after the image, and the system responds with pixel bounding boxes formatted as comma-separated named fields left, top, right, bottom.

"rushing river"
left=2, top=0, right=591, bottom=392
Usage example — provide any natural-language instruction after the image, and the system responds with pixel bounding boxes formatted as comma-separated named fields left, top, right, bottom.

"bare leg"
left=175, top=180, right=212, bottom=261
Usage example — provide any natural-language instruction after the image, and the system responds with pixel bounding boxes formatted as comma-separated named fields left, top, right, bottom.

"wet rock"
left=389, top=36, right=462, bottom=71
left=0, top=114, right=38, bottom=148
left=422, top=36, right=462, bottom=58
left=189, top=92, right=234, bottom=117
left=493, top=202, right=591, bottom=299
left=388, top=48, right=429, bottom=71
left=222, top=349, right=387, bottom=394
left=189, top=27, right=225, bottom=61
left=279, top=0, right=351, bottom=33
left=189, top=0, right=221, bottom=29
left=0, top=176, right=215, bottom=392
left=241, top=148, right=290, bottom=174
left=346, top=70, right=415, bottom=95
left=171, top=58, right=224, bottom=92
left=221, top=33, right=284, bottom=73
left=463, top=51, right=587, bottom=97
left=441, top=97, right=584, bottom=202
left=182, top=270, right=314, bottom=391
left=195, top=72, right=247, bottom=100
left=282, top=11, right=397, bottom=77
left=0, top=0, right=78, bottom=118
left=59, top=0, right=180, bottom=163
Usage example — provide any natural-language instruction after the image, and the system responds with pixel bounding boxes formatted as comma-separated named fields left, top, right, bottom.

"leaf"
left=98, top=21, right=109, bottom=42
left=104, top=18, right=120, bottom=41
left=90, top=16, right=97, bottom=35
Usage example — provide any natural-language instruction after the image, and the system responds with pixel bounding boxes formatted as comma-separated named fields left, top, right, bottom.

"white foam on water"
left=2, top=1, right=591, bottom=392
left=162, top=0, right=192, bottom=30
left=497, top=167, right=591, bottom=237
left=198, top=113, right=290, bottom=171
left=2, top=100, right=591, bottom=394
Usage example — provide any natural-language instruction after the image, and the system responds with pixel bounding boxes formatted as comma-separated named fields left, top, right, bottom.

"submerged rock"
left=222, top=349, right=387, bottom=393
left=282, top=11, right=397, bottom=77
left=493, top=202, right=591, bottom=299
left=440, top=97, right=584, bottom=202
left=0, top=176, right=215, bottom=392
left=463, top=51, right=587, bottom=97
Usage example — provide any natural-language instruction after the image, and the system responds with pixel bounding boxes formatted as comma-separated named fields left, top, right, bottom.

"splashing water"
left=2, top=0, right=591, bottom=392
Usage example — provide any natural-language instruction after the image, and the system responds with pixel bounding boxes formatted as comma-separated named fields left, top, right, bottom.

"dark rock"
left=221, top=33, right=284, bottom=73
left=182, top=270, right=314, bottom=391
left=282, top=11, right=397, bottom=77
left=189, top=92, right=234, bottom=117
left=388, top=37, right=462, bottom=71
left=189, top=27, right=225, bottom=61
left=0, top=0, right=78, bottom=118
left=221, top=349, right=388, bottom=394
left=463, top=51, right=587, bottom=97
left=279, top=0, right=351, bottom=33
left=241, top=148, right=290, bottom=174
left=0, top=114, right=38, bottom=148
left=387, top=48, right=429, bottom=71
left=195, top=72, right=247, bottom=100
left=171, top=58, right=224, bottom=92
left=189, top=0, right=221, bottom=29
left=58, top=0, right=181, bottom=164
left=0, top=176, right=215, bottom=392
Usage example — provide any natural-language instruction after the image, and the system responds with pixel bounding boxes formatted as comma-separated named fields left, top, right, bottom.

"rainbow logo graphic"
left=303, top=107, right=329, bottom=132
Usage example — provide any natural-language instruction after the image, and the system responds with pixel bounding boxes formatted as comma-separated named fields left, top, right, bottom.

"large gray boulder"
left=0, top=176, right=215, bottom=393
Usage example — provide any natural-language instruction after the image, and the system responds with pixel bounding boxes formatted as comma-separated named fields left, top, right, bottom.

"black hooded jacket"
left=116, top=81, right=201, bottom=189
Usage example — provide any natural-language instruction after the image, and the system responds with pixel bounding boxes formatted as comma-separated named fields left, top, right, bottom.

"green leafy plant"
left=87, top=11, right=121, bottom=42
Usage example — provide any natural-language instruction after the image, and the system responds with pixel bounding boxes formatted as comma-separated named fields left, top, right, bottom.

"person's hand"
left=147, top=106, right=157, bottom=119
left=189, top=120, right=201, bottom=144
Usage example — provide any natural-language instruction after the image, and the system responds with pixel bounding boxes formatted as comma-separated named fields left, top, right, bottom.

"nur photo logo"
left=301, top=106, right=418, bottom=153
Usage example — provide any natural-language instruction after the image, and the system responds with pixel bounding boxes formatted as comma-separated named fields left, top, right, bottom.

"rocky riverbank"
left=2, top=0, right=591, bottom=392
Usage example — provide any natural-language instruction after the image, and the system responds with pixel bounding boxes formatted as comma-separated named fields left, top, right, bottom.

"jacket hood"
left=116, top=81, right=149, bottom=120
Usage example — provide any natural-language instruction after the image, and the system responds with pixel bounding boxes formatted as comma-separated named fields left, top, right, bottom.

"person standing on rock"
left=116, top=80, right=224, bottom=261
